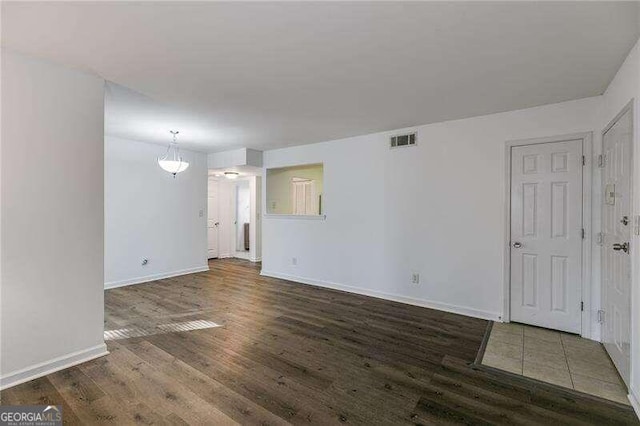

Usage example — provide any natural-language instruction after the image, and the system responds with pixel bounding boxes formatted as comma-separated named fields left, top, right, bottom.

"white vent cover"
left=390, top=132, right=416, bottom=148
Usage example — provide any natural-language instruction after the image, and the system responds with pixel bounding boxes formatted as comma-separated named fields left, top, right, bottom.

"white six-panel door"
left=601, top=107, right=632, bottom=386
left=510, top=140, right=583, bottom=333
left=207, top=177, right=220, bottom=259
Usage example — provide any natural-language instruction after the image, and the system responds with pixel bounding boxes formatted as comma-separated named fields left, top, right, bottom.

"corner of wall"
left=0, top=343, right=108, bottom=391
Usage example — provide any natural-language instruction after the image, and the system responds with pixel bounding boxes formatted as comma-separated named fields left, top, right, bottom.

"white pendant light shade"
left=158, top=130, right=189, bottom=177
left=158, top=159, right=189, bottom=174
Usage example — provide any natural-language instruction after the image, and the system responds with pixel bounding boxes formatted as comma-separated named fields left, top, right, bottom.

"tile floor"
left=481, top=322, right=630, bottom=405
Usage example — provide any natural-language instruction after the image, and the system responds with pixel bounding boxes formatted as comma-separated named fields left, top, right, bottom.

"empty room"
left=2, top=1, right=640, bottom=424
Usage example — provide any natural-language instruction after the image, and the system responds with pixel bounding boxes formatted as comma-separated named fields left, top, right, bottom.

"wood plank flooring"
left=1, top=258, right=637, bottom=425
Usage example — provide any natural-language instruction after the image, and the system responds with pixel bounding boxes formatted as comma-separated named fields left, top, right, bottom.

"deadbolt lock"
left=613, top=242, right=630, bottom=253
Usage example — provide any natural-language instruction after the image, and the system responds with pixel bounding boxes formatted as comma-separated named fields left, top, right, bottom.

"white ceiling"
left=3, top=2, right=639, bottom=152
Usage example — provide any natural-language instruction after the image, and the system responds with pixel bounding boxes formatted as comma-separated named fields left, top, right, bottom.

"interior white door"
left=207, top=178, right=219, bottom=259
left=291, top=178, right=317, bottom=215
left=601, top=107, right=632, bottom=387
left=510, top=140, right=583, bottom=333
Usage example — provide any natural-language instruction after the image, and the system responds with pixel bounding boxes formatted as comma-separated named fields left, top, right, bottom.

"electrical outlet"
left=411, top=273, right=420, bottom=284
left=142, top=258, right=149, bottom=266
left=291, top=257, right=297, bottom=266
left=199, top=209, right=204, bottom=218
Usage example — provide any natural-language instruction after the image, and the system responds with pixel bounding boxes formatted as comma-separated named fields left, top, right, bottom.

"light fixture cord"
left=173, top=132, right=183, bottom=178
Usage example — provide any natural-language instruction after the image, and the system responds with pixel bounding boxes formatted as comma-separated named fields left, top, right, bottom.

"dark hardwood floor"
left=1, top=258, right=637, bottom=425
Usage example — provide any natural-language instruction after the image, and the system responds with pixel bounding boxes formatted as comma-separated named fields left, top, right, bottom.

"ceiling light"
left=224, top=172, right=239, bottom=180
left=158, top=130, right=189, bottom=177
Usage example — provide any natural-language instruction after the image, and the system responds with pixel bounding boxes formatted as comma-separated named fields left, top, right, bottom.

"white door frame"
left=503, top=132, right=593, bottom=338
left=207, top=176, right=220, bottom=259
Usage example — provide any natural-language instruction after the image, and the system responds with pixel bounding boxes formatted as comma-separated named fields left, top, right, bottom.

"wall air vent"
left=390, top=132, right=417, bottom=149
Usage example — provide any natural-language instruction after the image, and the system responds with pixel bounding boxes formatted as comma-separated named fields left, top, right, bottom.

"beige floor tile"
left=524, top=336, right=564, bottom=355
left=560, top=333, right=602, bottom=351
left=523, top=326, right=561, bottom=343
left=572, top=373, right=630, bottom=405
left=493, top=322, right=524, bottom=336
left=484, top=340, right=523, bottom=360
left=564, top=344, right=612, bottom=367
left=523, top=360, right=573, bottom=389
left=489, top=330, right=523, bottom=346
left=483, top=352, right=523, bottom=375
left=486, top=324, right=630, bottom=405
left=524, top=346, right=569, bottom=369
left=567, top=356, right=622, bottom=384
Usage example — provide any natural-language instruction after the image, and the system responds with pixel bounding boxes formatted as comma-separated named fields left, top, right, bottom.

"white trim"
left=628, top=389, right=640, bottom=420
left=260, top=270, right=500, bottom=321
left=0, top=343, right=108, bottom=390
left=503, top=132, right=594, bottom=338
left=250, top=257, right=262, bottom=263
left=104, top=265, right=209, bottom=289
left=263, top=214, right=326, bottom=220
left=234, top=251, right=251, bottom=261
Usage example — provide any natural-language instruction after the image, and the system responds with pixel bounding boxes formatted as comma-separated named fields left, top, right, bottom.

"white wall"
left=208, top=148, right=263, bottom=169
left=262, top=96, right=601, bottom=322
left=599, top=39, right=640, bottom=413
left=104, top=136, right=208, bottom=288
left=1, top=50, right=107, bottom=388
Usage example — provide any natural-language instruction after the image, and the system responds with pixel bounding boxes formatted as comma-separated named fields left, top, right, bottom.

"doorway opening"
left=234, top=180, right=251, bottom=259
left=207, top=170, right=262, bottom=263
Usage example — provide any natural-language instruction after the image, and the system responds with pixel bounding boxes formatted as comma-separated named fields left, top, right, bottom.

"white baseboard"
left=260, top=270, right=500, bottom=321
left=629, top=389, right=640, bottom=419
left=250, top=257, right=262, bottom=263
left=104, top=265, right=210, bottom=289
left=0, top=343, right=108, bottom=390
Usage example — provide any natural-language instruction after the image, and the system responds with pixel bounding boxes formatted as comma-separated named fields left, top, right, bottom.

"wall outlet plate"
left=411, top=273, right=420, bottom=284
left=292, top=257, right=297, bottom=266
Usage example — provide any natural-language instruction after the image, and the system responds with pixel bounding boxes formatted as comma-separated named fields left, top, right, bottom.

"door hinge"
left=581, top=228, right=585, bottom=239
left=597, top=154, right=605, bottom=168
left=596, top=232, right=604, bottom=245
left=597, top=309, right=605, bottom=324
left=580, top=301, right=584, bottom=311
left=582, top=155, right=586, bottom=166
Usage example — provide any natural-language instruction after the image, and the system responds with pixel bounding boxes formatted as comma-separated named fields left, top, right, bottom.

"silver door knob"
left=613, top=242, right=629, bottom=253
left=621, top=216, right=629, bottom=226
left=512, top=242, right=522, bottom=248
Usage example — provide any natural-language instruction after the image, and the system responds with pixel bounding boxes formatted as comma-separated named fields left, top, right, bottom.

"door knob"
left=613, top=242, right=629, bottom=253
left=620, top=216, right=629, bottom=226
left=512, top=242, right=522, bottom=248
left=214, top=222, right=219, bottom=226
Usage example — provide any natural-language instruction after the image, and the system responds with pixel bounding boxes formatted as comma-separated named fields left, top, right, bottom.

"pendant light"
left=158, top=130, right=189, bottom=177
